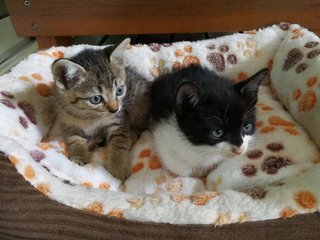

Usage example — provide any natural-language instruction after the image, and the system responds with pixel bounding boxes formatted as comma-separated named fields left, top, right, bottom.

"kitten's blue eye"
left=242, top=122, right=253, bottom=134
left=212, top=129, right=224, bottom=139
left=116, top=85, right=125, bottom=96
left=89, top=95, right=103, bottom=104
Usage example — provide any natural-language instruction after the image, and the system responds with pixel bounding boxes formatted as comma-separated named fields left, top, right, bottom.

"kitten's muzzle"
left=232, top=146, right=246, bottom=155
left=106, top=100, right=119, bottom=113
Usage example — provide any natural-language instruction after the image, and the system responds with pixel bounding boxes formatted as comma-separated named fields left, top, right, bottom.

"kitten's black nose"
left=231, top=137, right=243, bottom=148
left=231, top=137, right=244, bottom=155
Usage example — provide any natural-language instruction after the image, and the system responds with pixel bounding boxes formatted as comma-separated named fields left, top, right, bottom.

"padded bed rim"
left=1, top=153, right=320, bottom=240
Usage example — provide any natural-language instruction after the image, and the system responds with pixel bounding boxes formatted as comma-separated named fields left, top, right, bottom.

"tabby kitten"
left=51, top=39, right=150, bottom=181
left=151, top=65, right=268, bottom=177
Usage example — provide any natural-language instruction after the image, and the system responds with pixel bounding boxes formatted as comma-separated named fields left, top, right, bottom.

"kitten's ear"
left=51, top=59, right=86, bottom=89
left=109, top=38, right=131, bottom=66
left=176, top=82, right=204, bottom=113
left=234, top=68, right=268, bottom=101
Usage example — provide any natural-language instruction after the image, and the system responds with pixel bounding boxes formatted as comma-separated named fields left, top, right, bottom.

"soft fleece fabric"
left=0, top=23, right=319, bottom=225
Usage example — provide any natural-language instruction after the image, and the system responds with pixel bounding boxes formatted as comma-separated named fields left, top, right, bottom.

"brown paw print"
left=206, top=43, right=216, bottom=50
left=305, top=41, right=319, bottom=48
left=207, top=52, right=225, bottom=72
left=296, top=63, right=308, bottom=73
left=266, top=143, right=284, bottom=152
left=1, top=91, right=14, bottom=99
left=162, top=43, right=172, bottom=47
left=19, top=116, right=29, bottom=129
left=149, top=43, right=161, bottom=52
left=262, top=156, right=292, bottom=174
left=218, top=45, right=229, bottom=53
left=227, top=54, right=237, bottom=64
left=18, top=101, right=37, bottom=124
left=30, top=150, right=46, bottom=162
left=242, top=164, right=257, bottom=177
left=278, top=22, right=291, bottom=31
left=1, top=99, right=15, bottom=109
left=283, top=48, right=303, bottom=71
left=243, top=187, right=267, bottom=200
left=246, top=150, right=263, bottom=160
left=307, top=49, right=320, bottom=59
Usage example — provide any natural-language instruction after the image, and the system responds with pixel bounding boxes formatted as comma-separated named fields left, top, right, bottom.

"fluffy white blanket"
left=0, top=23, right=319, bottom=224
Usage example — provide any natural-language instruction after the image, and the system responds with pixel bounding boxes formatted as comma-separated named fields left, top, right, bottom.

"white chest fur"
left=152, top=116, right=235, bottom=177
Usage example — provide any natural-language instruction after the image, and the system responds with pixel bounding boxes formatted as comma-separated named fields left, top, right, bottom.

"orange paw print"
left=295, top=191, right=317, bottom=209
left=132, top=162, right=144, bottom=173
left=298, top=91, right=317, bottom=112
left=292, top=89, right=301, bottom=100
left=86, top=202, right=104, bottom=214
left=149, top=155, right=162, bottom=170
left=306, top=76, right=318, bottom=88
left=268, top=116, right=295, bottom=127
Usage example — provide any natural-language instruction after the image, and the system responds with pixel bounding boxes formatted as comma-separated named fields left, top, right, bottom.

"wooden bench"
left=5, top=0, right=320, bottom=49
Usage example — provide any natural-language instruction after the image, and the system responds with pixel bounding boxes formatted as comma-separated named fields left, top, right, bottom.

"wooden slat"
left=36, top=36, right=73, bottom=49
left=5, top=0, right=320, bottom=37
left=103, top=35, right=139, bottom=45
left=172, top=33, right=206, bottom=42
left=135, top=34, right=171, bottom=44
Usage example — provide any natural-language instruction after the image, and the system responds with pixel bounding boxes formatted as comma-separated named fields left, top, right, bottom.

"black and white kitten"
left=151, top=65, right=268, bottom=177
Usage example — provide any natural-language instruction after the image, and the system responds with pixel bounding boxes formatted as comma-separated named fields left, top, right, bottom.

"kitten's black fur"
left=151, top=65, right=268, bottom=148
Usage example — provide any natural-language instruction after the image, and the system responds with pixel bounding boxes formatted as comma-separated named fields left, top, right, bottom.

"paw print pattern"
left=307, top=49, right=320, bottom=59
left=262, top=156, right=292, bottom=175
left=1, top=91, right=14, bottom=99
left=1, top=99, right=16, bottom=109
left=18, top=101, right=37, bottom=124
left=298, top=91, right=317, bottom=112
left=283, top=48, right=303, bottom=71
left=149, top=43, right=161, bottom=52
left=243, top=187, right=267, bottom=200
left=30, top=150, right=46, bottom=162
left=305, top=41, right=319, bottom=48
left=267, top=143, right=284, bottom=152
left=207, top=52, right=225, bottom=72
left=246, top=150, right=263, bottom=160
left=227, top=54, right=237, bottom=64
left=278, top=22, right=291, bottom=31
left=172, top=46, right=200, bottom=70
left=1, top=25, right=320, bottom=226
left=296, top=63, right=308, bottom=73
left=295, top=191, right=317, bottom=209
left=242, top=164, right=257, bottom=177
left=206, top=43, right=245, bottom=72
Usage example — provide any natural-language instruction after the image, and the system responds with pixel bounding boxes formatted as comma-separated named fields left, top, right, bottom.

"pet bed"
left=1, top=23, right=320, bottom=238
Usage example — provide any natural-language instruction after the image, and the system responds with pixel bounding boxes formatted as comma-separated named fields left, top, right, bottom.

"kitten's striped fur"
left=50, top=39, right=150, bottom=181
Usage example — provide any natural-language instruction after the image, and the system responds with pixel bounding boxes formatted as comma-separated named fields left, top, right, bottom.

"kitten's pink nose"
left=232, top=146, right=245, bottom=155
left=106, top=100, right=119, bottom=113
